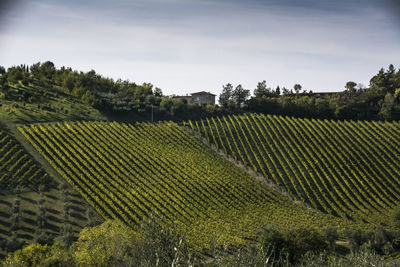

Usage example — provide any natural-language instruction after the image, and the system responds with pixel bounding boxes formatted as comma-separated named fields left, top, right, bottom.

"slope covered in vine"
left=189, top=113, right=400, bottom=225
left=18, top=121, right=364, bottom=248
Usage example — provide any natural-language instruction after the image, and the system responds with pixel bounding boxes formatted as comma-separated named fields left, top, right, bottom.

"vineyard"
left=0, top=129, right=50, bottom=190
left=189, top=113, right=400, bottom=225
left=18, top=121, right=365, bottom=248
left=0, top=129, right=99, bottom=259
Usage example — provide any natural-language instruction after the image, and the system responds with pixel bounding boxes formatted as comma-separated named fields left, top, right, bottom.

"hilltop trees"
left=0, top=66, right=5, bottom=75
left=219, top=83, right=233, bottom=108
left=218, top=64, right=400, bottom=121
left=345, top=81, right=357, bottom=91
left=293, top=84, right=302, bottom=94
left=2, top=61, right=400, bottom=121
left=232, top=84, right=250, bottom=109
left=219, top=83, right=250, bottom=110
left=253, top=80, right=269, bottom=98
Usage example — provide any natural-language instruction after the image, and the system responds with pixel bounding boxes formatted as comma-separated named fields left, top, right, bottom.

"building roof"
left=191, top=91, right=216, bottom=96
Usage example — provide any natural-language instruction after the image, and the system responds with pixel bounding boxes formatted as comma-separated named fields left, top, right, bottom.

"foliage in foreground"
left=3, top=219, right=400, bottom=267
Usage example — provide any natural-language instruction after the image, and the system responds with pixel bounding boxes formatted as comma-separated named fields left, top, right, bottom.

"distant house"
left=190, top=91, right=216, bottom=105
left=171, top=91, right=216, bottom=105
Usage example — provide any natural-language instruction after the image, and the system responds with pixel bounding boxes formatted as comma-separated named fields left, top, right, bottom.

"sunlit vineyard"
left=0, top=129, right=50, bottom=189
left=189, top=113, right=400, bottom=225
left=18, top=121, right=364, bottom=248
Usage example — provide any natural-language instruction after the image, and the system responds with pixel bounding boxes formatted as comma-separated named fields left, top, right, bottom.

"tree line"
left=1, top=62, right=399, bottom=121
left=218, top=64, right=400, bottom=121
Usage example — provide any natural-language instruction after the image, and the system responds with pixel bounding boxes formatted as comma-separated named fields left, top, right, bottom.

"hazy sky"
left=0, top=0, right=399, bottom=95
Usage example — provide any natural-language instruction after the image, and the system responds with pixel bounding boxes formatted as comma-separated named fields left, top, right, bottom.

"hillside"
left=0, top=83, right=106, bottom=124
left=190, top=113, right=400, bottom=226
left=0, top=128, right=102, bottom=258
left=0, top=128, right=50, bottom=190
left=17, top=121, right=368, bottom=249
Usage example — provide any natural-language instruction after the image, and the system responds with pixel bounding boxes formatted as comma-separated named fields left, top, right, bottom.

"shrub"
left=2, top=243, right=51, bottom=267
left=345, top=229, right=370, bottom=252
left=33, top=230, right=54, bottom=246
left=73, top=220, right=138, bottom=266
left=257, top=225, right=287, bottom=258
left=59, top=223, right=75, bottom=247
left=285, top=228, right=328, bottom=264
left=392, top=206, right=400, bottom=230
left=322, top=227, right=339, bottom=248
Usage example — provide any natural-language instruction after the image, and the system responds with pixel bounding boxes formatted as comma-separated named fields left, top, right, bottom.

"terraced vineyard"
left=190, top=113, right=400, bottom=225
left=0, top=129, right=50, bottom=190
left=18, top=121, right=363, bottom=247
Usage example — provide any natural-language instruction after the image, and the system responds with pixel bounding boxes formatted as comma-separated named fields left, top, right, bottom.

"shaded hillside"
left=190, top=113, right=400, bottom=225
left=0, top=129, right=102, bottom=258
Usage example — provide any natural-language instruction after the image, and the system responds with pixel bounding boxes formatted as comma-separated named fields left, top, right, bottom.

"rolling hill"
left=18, top=121, right=367, bottom=249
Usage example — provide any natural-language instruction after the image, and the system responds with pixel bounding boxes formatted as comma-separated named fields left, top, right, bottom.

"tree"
left=254, top=80, right=271, bottom=98
left=0, top=66, right=5, bottom=75
left=286, top=228, right=327, bottom=263
left=379, top=92, right=395, bottom=120
left=282, top=87, right=290, bottom=96
left=395, top=88, right=400, bottom=103
left=293, top=84, right=302, bottom=94
left=275, top=86, right=281, bottom=96
left=7, top=66, right=24, bottom=84
left=60, top=223, right=75, bottom=247
left=232, top=84, right=250, bottom=109
left=219, top=83, right=233, bottom=107
left=3, top=243, right=51, bottom=266
left=36, top=204, right=46, bottom=229
left=62, top=73, right=75, bottom=92
left=345, top=81, right=357, bottom=91
left=322, top=228, right=339, bottom=248
left=391, top=206, right=400, bottom=230
left=39, top=61, right=56, bottom=80
left=154, top=87, right=163, bottom=97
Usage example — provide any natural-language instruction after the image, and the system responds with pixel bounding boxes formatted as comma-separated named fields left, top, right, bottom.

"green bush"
left=2, top=243, right=51, bottom=267
left=285, top=228, right=328, bottom=264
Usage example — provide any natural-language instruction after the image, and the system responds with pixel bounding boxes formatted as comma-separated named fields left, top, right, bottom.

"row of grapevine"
left=0, top=130, right=49, bottom=189
left=19, top=121, right=364, bottom=247
left=190, top=114, right=400, bottom=224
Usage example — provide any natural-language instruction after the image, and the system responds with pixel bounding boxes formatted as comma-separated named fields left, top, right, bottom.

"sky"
left=0, top=0, right=399, bottom=96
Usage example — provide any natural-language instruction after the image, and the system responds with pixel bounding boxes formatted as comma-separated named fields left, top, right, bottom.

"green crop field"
left=18, top=121, right=367, bottom=249
left=189, top=113, right=400, bottom=226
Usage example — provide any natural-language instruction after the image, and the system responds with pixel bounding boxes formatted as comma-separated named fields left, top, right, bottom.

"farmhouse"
left=172, top=91, right=216, bottom=105
left=191, top=91, right=216, bottom=105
